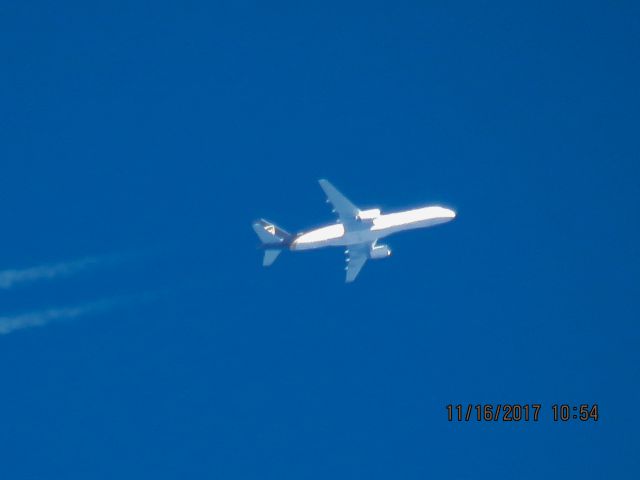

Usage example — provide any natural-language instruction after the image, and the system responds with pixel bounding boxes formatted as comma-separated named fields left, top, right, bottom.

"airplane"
left=252, top=179, right=456, bottom=282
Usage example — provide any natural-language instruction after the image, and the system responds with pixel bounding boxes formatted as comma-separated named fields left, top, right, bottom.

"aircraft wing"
left=319, top=179, right=360, bottom=224
left=345, top=243, right=369, bottom=283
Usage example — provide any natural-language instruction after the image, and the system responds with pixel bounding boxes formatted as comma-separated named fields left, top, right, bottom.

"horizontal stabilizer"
left=263, top=249, right=282, bottom=267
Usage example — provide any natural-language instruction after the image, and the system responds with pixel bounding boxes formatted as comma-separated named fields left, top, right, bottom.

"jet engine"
left=357, top=208, right=381, bottom=220
left=370, top=244, right=391, bottom=259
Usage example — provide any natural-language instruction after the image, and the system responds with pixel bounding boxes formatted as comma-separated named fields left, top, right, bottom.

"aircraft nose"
left=445, top=208, right=456, bottom=219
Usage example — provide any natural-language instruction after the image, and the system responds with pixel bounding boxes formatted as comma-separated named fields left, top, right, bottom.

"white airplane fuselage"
left=253, top=179, right=456, bottom=282
left=291, top=205, right=456, bottom=251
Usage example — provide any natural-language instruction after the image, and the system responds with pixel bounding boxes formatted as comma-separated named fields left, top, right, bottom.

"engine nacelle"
left=357, top=208, right=381, bottom=220
left=370, top=244, right=391, bottom=259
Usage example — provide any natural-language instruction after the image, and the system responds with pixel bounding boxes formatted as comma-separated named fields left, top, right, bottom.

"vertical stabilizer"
left=252, top=219, right=291, bottom=245
left=253, top=219, right=289, bottom=267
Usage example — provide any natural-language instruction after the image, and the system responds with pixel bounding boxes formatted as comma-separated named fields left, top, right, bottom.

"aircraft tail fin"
left=252, top=219, right=291, bottom=267
left=252, top=219, right=291, bottom=245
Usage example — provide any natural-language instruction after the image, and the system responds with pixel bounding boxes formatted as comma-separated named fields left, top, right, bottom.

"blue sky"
left=0, top=1, right=638, bottom=478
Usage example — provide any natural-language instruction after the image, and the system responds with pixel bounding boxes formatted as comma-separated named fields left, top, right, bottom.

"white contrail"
left=0, top=298, right=122, bottom=335
left=0, top=293, right=157, bottom=336
left=0, top=255, right=117, bottom=289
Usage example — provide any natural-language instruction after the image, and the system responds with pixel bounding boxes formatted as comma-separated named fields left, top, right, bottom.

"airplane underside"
left=253, top=179, right=455, bottom=282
